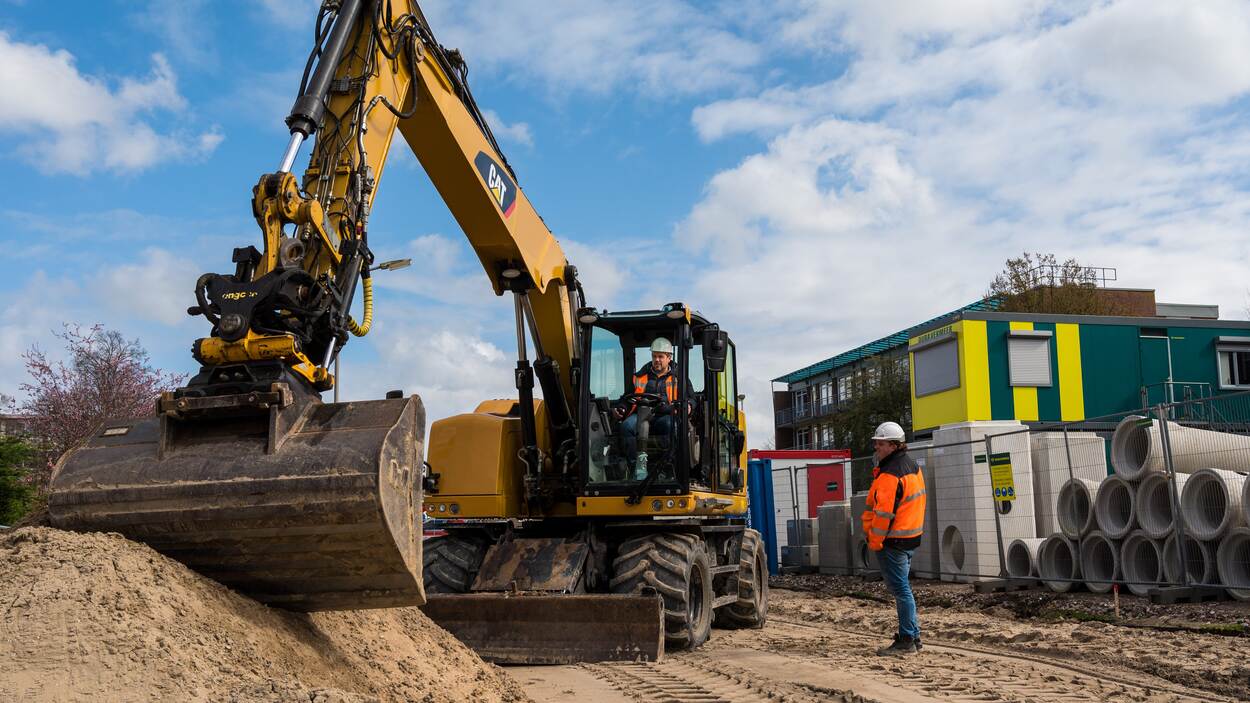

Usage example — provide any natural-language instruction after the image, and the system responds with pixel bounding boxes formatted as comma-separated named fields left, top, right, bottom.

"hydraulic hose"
left=347, top=275, right=373, bottom=336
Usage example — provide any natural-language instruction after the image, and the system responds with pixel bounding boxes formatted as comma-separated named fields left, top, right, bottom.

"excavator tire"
left=713, top=529, right=768, bottom=629
left=611, top=532, right=713, bottom=650
left=422, top=533, right=488, bottom=593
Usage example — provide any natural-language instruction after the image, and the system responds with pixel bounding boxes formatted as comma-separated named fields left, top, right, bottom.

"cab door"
left=713, top=341, right=743, bottom=493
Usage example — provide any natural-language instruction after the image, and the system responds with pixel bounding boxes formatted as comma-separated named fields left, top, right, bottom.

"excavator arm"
left=46, top=0, right=583, bottom=612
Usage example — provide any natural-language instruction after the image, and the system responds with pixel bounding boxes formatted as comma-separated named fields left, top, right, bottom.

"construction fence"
left=780, top=389, right=1250, bottom=602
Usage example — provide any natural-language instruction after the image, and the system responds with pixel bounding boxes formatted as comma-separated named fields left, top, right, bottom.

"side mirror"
left=732, top=430, right=746, bottom=455
left=703, top=328, right=729, bottom=373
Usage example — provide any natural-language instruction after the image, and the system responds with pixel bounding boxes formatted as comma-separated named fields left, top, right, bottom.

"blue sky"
left=3, top=1, right=1250, bottom=438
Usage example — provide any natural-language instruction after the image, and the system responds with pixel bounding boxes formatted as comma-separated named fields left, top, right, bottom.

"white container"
left=850, top=491, right=869, bottom=575
left=817, top=502, right=852, bottom=574
left=912, top=443, right=941, bottom=578
left=782, top=544, right=819, bottom=567
left=1029, top=432, right=1107, bottom=537
left=787, top=518, right=819, bottom=546
left=932, top=421, right=1036, bottom=582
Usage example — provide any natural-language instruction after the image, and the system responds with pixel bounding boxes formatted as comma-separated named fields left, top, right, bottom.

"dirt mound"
left=0, top=527, right=531, bottom=702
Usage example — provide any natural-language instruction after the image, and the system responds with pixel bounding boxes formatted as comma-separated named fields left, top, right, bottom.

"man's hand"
left=612, top=406, right=626, bottom=420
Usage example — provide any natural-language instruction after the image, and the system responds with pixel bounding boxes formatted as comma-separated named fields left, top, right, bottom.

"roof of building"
left=774, top=299, right=999, bottom=385
left=910, top=309, right=1250, bottom=336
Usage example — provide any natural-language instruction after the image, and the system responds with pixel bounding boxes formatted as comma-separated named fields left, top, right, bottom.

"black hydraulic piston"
left=285, top=0, right=365, bottom=138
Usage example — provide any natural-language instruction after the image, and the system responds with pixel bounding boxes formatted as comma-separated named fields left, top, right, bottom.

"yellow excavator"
left=47, top=0, right=764, bottom=663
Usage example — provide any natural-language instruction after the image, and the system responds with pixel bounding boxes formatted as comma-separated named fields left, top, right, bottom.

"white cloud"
left=0, top=33, right=222, bottom=174
left=418, top=0, right=764, bottom=97
left=346, top=317, right=517, bottom=427
left=678, top=0, right=1250, bottom=439
left=258, top=0, right=321, bottom=28
left=92, top=248, right=202, bottom=326
left=482, top=109, right=534, bottom=148
left=135, top=0, right=218, bottom=69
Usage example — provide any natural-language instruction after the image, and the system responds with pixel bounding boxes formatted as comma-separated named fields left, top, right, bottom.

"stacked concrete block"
left=849, top=491, right=879, bottom=575
left=817, top=502, right=853, bottom=575
left=911, top=443, right=941, bottom=579
left=1030, top=432, right=1108, bottom=538
left=932, top=421, right=1036, bottom=582
left=782, top=517, right=819, bottom=570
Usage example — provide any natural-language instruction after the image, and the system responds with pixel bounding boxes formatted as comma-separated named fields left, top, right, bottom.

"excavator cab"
left=581, top=305, right=745, bottom=501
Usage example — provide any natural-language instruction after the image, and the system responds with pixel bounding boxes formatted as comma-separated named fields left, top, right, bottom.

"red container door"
left=806, top=462, right=848, bottom=517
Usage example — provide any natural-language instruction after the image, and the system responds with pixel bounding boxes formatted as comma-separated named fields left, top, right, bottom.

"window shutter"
left=913, top=340, right=960, bottom=396
left=1008, top=336, right=1052, bottom=386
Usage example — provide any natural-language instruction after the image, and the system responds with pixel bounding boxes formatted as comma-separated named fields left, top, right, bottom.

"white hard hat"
left=650, top=337, right=674, bottom=355
left=871, top=421, right=906, bottom=442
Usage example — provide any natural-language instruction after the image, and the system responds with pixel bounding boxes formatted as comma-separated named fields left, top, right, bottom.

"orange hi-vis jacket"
left=633, top=368, right=680, bottom=403
left=862, top=448, right=926, bottom=551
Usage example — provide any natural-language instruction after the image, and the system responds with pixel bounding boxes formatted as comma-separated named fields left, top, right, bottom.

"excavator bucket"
left=420, top=593, right=664, bottom=664
left=47, top=383, right=426, bottom=611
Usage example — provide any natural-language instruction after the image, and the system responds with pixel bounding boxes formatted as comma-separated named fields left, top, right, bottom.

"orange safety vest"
left=862, top=449, right=926, bottom=551
left=633, top=369, right=679, bottom=403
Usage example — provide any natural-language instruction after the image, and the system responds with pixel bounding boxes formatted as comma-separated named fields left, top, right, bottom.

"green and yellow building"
left=908, top=309, right=1250, bottom=434
left=772, top=294, right=1250, bottom=448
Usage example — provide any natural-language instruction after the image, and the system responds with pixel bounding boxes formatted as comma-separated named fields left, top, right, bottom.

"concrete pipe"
left=1162, top=533, right=1216, bottom=586
left=1038, top=533, right=1081, bottom=593
left=1057, top=478, right=1100, bottom=539
left=940, top=524, right=966, bottom=576
left=1180, top=468, right=1247, bottom=541
left=854, top=536, right=878, bottom=574
left=1094, top=476, right=1137, bottom=540
left=1006, top=538, right=1045, bottom=578
left=1119, top=531, right=1164, bottom=597
left=1079, top=530, right=1120, bottom=594
left=1112, top=415, right=1250, bottom=480
left=1243, top=476, right=1250, bottom=529
left=1216, top=527, right=1250, bottom=601
left=1136, top=472, right=1189, bottom=540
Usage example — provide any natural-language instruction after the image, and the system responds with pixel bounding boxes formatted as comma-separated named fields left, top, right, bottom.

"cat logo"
left=474, top=151, right=517, bottom=218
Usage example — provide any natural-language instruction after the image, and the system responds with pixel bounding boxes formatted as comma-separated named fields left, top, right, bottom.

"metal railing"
left=775, top=400, right=843, bottom=427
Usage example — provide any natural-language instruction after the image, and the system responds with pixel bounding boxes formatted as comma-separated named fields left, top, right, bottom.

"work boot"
left=915, top=637, right=923, bottom=651
left=633, top=453, right=648, bottom=481
left=876, top=634, right=917, bottom=656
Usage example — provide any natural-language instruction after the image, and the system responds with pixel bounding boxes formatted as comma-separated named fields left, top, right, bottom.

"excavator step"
left=421, top=593, right=664, bottom=664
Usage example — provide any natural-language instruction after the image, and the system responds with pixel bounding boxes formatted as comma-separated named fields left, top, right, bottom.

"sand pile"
left=0, top=527, right=531, bottom=702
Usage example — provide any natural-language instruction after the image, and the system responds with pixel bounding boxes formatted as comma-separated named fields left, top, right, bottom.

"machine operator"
left=615, top=338, right=693, bottom=480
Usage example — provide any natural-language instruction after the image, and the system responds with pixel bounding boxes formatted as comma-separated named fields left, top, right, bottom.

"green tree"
left=986, top=252, right=1124, bottom=315
left=824, top=356, right=911, bottom=491
left=0, top=436, right=37, bottom=525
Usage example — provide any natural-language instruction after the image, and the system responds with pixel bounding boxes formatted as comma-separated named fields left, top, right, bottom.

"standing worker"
left=863, top=421, right=926, bottom=655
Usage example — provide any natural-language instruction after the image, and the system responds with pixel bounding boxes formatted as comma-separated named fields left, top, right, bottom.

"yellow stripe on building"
left=1055, top=323, right=1086, bottom=421
left=1010, top=321, right=1039, bottom=421
left=961, top=320, right=992, bottom=420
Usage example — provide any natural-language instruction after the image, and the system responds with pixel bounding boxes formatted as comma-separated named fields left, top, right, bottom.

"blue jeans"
left=878, top=546, right=920, bottom=640
left=621, top=413, right=674, bottom=459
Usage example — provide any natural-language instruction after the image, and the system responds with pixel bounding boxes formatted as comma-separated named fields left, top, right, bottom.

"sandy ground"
left=5, top=526, right=1247, bottom=702
left=0, top=527, right=530, bottom=703
left=514, top=584, right=1250, bottom=703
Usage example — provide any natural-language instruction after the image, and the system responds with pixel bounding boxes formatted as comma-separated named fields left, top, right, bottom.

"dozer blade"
left=421, top=593, right=664, bottom=664
left=48, top=385, right=426, bottom=612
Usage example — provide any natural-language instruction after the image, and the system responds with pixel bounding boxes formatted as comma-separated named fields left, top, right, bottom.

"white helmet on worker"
left=650, top=337, right=674, bottom=355
left=871, top=421, right=906, bottom=442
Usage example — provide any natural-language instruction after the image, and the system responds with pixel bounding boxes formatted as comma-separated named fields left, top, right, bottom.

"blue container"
left=746, top=458, right=779, bottom=575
